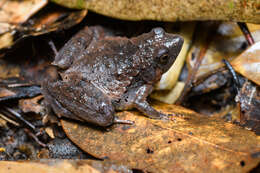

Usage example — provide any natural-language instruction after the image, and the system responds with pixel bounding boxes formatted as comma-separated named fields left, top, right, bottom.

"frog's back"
left=66, top=38, right=142, bottom=99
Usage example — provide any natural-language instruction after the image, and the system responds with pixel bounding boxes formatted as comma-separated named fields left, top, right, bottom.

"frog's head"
left=133, top=27, right=184, bottom=75
left=150, top=28, right=183, bottom=73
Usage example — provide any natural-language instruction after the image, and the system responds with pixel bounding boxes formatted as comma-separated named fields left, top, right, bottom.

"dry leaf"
left=0, top=0, right=47, bottom=24
left=0, top=0, right=47, bottom=49
left=231, top=41, right=260, bottom=86
left=0, top=160, right=131, bottom=173
left=19, top=95, right=44, bottom=114
left=62, top=102, right=260, bottom=173
left=52, top=0, right=260, bottom=23
left=0, top=1, right=87, bottom=50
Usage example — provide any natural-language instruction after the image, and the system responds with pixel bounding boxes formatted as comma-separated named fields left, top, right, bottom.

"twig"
left=237, top=22, right=254, bottom=46
left=4, top=107, right=36, bottom=131
left=222, top=59, right=240, bottom=93
left=176, top=23, right=217, bottom=104
left=0, top=113, right=20, bottom=126
left=24, top=128, right=47, bottom=148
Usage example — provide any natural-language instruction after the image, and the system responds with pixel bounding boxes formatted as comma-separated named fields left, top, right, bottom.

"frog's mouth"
left=148, top=68, right=163, bottom=85
left=156, top=68, right=163, bottom=81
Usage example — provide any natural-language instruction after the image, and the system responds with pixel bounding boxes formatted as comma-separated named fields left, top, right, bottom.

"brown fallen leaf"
left=231, top=41, right=260, bottom=86
left=0, top=0, right=47, bottom=24
left=61, top=102, right=260, bottom=173
left=19, top=95, right=44, bottom=114
left=0, top=1, right=87, bottom=50
left=52, top=0, right=260, bottom=23
left=0, top=88, right=16, bottom=98
left=24, top=7, right=87, bottom=37
left=0, top=85, right=41, bottom=102
left=0, top=160, right=132, bottom=173
left=0, top=0, right=47, bottom=49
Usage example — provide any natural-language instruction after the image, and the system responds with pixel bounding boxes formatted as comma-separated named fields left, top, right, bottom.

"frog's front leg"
left=115, top=85, right=168, bottom=119
left=52, top=26, right=105, bottom=69
left=42, top=80, right=116, bottom=127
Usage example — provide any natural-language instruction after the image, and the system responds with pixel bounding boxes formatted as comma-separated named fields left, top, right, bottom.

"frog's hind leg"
left=42, top=80, right=115, bottom=127
left=42, top=82, right=84, bottom=122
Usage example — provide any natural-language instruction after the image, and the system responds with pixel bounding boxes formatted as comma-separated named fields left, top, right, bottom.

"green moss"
left=228, top=1, right=234, bottom=9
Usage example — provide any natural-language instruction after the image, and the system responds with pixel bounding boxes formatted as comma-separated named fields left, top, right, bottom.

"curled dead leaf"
left=0, top=1, right=87, bottom=50
left=231, top=41, right=260, bottom=86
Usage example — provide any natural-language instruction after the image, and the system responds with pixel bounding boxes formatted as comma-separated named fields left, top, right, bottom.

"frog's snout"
left=174, top=36, right=184, bottom=53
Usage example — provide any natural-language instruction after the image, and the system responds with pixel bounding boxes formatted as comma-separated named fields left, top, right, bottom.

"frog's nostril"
left=175, top=36, right=184, bottom=49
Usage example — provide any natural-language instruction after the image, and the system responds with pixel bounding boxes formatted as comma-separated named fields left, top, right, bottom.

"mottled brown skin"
left=42, top=26, right=183, bottom=126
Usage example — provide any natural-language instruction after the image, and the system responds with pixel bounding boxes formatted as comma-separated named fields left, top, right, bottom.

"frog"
left=42, top=26, right=183, bottom=127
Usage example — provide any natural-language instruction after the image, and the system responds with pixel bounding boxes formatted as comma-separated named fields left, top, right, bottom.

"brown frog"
left=42, top=26, right=183, bottom=126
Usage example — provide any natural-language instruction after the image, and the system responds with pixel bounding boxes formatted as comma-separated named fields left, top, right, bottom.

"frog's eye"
left=157, top=48, right=169, bottom=64
left=159, top=54, right=169, bottom=64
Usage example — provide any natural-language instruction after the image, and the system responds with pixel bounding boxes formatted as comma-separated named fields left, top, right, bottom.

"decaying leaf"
left=189, top=23, right=260, bottom=81
left=19, top=95, right=44, bottom=114
left=52, top=0, right=260, bottom=23
left=0, top=0, right=47, bottom=49
left=0, top=160, right=132, bottom=173
left=0, top=88, right=16, bottom=98
left=22, top=7, right=87, bottom=37
left=0, top=0, right=47, bottom=24
left=231, top=41, right=260, bottom=86
left=236, top=81, right=260, bottom=135
left=0, top=1, right=87, bottom=50
left=62, top=102, right=260, bottom=173
left=0, top=85, right=41, bottom=102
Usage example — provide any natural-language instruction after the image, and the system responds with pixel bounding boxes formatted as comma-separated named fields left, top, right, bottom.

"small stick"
left=176, top=32, right=210, bottom=104
left=222, top=59, right=240, bottom=93
left=176, top=22, right=218, bottom=104
left=4, top=107, right=36, bottom=131
left=237, top=22, right=255, bottom=46
left=7, top=83, right=39, bottom=88
left=24, top=128, right=47, bottom=148
left=0, top=113, right=20, bottom=126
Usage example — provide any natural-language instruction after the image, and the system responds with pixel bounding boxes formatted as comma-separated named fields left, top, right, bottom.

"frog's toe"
left=158, top=112, right=171, bottom=120
left=114, top=117, right=134, bottom=125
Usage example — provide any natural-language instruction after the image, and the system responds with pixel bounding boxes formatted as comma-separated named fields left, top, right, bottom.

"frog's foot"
left=115, top=84, right=172, bottom=120
left=134, top=100, right=170, bottom=120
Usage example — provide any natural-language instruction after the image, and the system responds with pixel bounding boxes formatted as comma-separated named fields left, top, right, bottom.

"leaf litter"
left=62, top=102, right=260, bottom=173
